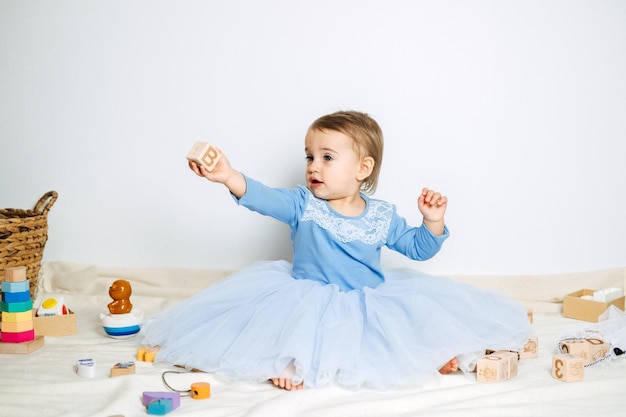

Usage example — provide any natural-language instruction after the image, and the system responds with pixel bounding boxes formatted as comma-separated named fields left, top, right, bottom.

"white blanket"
left=1, top=262, right=625, bottom=417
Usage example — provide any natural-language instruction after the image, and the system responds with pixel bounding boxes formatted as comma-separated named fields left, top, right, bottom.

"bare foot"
left=270, top=377, right=304, bottom=391
left=270, top=361, right=304, bottom=391
left=439, top=357, right=459, bottom=374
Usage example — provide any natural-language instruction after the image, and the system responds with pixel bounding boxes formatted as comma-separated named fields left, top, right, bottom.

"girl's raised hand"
left=188, top=147, right=231, bottom=184
left=188, top=148, right=247, bottom=199
left=417, top=188, right=447, bottom=222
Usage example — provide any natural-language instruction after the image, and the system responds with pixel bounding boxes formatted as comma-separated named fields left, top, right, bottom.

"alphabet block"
left=552, top=353, right=584, bottom=382
left=519, top=336, right=539, bottom=359
left=3, top=266, right=27, bottom=282
left=476, top=354, right=508, bottom=382
left=186, top=142, right=221, bottom=171
left=560, top=338, right=610, bottom=365
left=493, top=350, right=519, bottom=379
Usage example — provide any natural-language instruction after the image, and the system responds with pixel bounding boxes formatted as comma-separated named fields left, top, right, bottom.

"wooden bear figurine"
left=107, top=279, right=133, bottom=314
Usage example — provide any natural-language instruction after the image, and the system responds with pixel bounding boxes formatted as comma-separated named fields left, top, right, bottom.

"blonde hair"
left=309, top=110, right=384, bottom=194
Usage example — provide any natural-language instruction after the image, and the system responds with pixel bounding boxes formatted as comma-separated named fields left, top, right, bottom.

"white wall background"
left=1, top=0, right=625, bottom=276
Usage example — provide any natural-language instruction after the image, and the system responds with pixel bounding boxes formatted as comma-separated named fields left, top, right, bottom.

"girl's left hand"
left=418, top=188, right=448, bottom=221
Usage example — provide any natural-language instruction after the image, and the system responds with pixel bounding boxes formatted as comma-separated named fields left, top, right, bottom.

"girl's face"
left=304, top=129, right=365, bottom=201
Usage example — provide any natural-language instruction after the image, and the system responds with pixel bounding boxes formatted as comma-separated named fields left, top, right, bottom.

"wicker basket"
left=1, top=191, right=58, bottom=303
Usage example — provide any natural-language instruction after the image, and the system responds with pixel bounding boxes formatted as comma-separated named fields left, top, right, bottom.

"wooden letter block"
left=519, top=337, right=539, bottom=359
left=552, top=354, right=584, bottom=382
left=3, top=266, right=27, bottom=282
left=110, top=361, right=136, bottom=377
left=560, top=338, right=610, bottom=365
left=477, top=354, right=507, bottom=382
left=492, top=350, right=519, bottom=379
left=186, top=142, right=221, bottom=171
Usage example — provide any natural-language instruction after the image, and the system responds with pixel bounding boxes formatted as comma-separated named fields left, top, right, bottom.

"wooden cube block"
left=3, top=266, right=27, bottom=282
left=519, top=336, right=539, bottom=359
left=552, top=353, right=584, bottom=382
left=492, top=350, right=519, bottom=379
left=477, top=354, right=508, bottom=382
left=186, top=142, right=221, bottom=171
left=560, top=338, right=610, bottom=365
left=110, top=361, right=136, bottom=377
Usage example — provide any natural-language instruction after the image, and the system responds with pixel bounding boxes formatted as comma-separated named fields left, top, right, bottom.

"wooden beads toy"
left=191, top=382, right=211, bottom=399
left=186, top=142, right=221, bottom=172
left=552, top=353, right=584, bottom=382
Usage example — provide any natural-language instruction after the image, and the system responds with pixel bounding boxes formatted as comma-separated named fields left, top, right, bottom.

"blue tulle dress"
left=141, top=177, right=531, bottom=389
